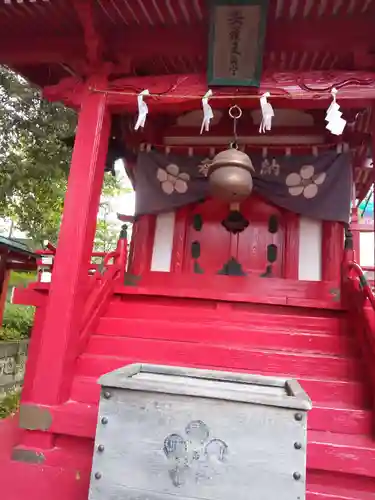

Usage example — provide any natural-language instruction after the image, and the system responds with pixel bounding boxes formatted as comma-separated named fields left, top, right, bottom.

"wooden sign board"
left=208, top=0, right=269, bottom=87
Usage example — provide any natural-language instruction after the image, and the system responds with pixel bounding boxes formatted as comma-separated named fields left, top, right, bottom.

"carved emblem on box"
left=163, top=420, right=228, bottom=487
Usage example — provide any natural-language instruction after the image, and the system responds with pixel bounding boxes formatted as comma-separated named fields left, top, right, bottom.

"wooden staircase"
left=4, top=276, right=375, bottom=500
left=69, top=293, right=375, bottom=499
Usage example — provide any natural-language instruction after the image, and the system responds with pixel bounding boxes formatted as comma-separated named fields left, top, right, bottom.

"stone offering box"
left=89, top=364, right=312, bottom=500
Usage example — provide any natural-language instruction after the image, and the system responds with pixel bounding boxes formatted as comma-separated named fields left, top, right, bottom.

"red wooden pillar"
left=351, top=207, right=361, bottom=259
left=171, top=206, right=189, bottom=273
left=130, top=215, right=155, bottom=275
left=21, top=304, right=47, bottom=402
left=372, top=114, right=375, bottom=274
left=28, top=84, right=110, bottom=405
left=283, top=212, right=299, bottom=279
left=322, top=222, right=343, bottom=282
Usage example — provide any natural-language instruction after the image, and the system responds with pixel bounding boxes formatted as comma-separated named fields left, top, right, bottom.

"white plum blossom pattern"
left=157, top=164, right=190, bottom=195
left=286, top=165, right=326, bottom=199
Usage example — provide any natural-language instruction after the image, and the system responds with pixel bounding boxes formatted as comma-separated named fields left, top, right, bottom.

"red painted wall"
left=129, top=196, right=344, bottom=283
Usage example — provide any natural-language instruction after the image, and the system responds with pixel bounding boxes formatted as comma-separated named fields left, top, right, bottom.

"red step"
left=74, top=298, right=374, bottom=499
left=308, top=431, right=375, bottom=478
left=307, top=469, right=375, bottom=499
left=96, top=317, right=358, bottom=356
left=307, top=485, right=375, bottom=499
left=106, top=297, right=345, bottom=334
left=83, top=336, right=363, bottom=380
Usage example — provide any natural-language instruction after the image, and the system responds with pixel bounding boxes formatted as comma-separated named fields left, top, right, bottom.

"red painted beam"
left=1, top=17, right=374, bottom=65
left=42, top=72, right=375, bottom=111
left=12, top=286, right=47, bottom=307
left=4, top=262, right=37, bottom=271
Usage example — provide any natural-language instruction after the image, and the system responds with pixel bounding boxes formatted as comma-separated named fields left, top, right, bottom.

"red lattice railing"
left=36, top=229, right=129, bottom=283
left=33, top=227, right=129, bottom=355
left=350, top=219, right=374, bottom=288
left=342, top=226, right=375, bottom=309
left=342, top=232, right=375, bottom=407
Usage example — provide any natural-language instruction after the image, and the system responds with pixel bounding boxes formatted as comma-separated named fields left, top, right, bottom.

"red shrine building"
left=1, top=1, right=375, bottom=499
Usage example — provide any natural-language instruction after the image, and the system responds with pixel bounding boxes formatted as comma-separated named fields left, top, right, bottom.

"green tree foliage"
left=0, top=389, right=20, bottom=419
left=8, top=271, right=37, bottom=289
left=94, top=219, right=119, bottom=253
left=0, top=66, right=76, bottom=245
left=0, top=66, right=125, bottom=246
left=95, top=168, right=133, bottom=253
left=0, top=303, right=35, bottom=341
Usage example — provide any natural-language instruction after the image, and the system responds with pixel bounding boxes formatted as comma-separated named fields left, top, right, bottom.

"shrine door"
left=183, top=196, right=285, bottom=278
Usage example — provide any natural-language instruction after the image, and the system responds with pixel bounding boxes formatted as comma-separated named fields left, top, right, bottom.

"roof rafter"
left=1, top=16, right=374, bottom=69
left=72, top=0, right=103, bottom=70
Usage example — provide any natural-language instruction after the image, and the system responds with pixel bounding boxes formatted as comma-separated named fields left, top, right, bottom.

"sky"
left=100, top=160, right=135, bottom=227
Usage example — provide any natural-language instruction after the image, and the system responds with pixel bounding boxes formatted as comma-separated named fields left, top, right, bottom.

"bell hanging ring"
left=229, top=105, right=242, bottom=120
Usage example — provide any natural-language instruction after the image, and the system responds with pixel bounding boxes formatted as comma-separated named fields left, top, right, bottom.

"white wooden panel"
left=150, top=212, right=175, bottom=272
left=298, top=217, right=322, bottom=281
left=360, top=232, right=375, bottom=267
left=40, top=272, right=52, bottom=283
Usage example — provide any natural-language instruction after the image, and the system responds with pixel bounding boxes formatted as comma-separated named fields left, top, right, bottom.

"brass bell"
left=208, top=148, right=255, bottom=203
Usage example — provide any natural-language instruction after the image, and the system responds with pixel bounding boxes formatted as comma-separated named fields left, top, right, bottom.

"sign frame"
left=207, top=0, right=269, bottom=88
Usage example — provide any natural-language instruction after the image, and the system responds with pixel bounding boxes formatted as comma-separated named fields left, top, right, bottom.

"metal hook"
left=229, top=105, right=242, bottom=147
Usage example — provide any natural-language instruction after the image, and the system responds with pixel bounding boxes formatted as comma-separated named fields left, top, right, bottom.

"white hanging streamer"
left=325, top=88, right=346, bottom=136
left=135, top=89, right=150, bottom=130
left=200, top=90, right=214, bottom=134
left=259, top=92, right=274, bottom=134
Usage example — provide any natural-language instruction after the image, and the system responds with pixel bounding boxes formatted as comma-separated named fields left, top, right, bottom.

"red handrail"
left=35, top=242, right=127, bottom=280
left=77, top=234, right=128, bottom=354
left=347, top=260, right=375, bottom=310
left=34, top=231, right=128, bottom=354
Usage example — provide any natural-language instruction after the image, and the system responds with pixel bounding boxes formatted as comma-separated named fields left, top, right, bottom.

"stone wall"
left=0, top=340, right=28, bottom=399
